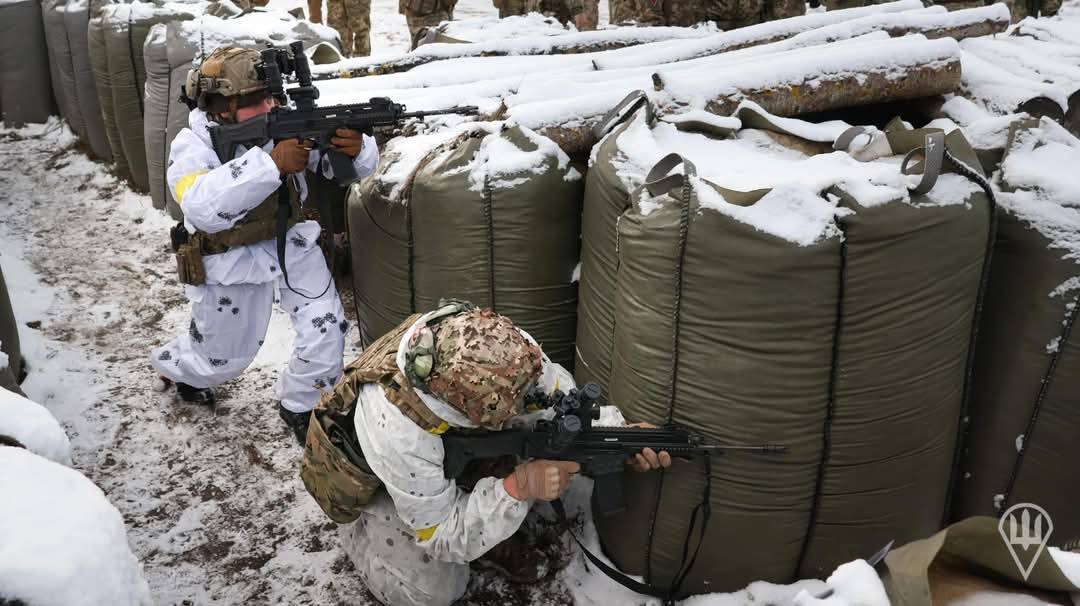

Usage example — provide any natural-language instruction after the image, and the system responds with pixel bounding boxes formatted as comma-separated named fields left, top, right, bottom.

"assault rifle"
left=441, top=382, right=787, bottom=516
left=204, top=41, right=479, bottom=167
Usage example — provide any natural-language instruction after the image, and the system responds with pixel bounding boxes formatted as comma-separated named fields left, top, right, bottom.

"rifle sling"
left=551, top=452, right=712, bottom=605
left=276, top=173, right=334, bottom=301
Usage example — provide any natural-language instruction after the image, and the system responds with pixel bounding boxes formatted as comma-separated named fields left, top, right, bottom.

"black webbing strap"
left=551, top=453, right=712, bottom=605
left=276, top=175, right=333, bottom=301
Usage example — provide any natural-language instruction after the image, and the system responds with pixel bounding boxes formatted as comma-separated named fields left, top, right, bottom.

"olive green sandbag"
left=954, top=119, right=1080, bottom=540
left=65, top=0, right=111, bottom=160
left=42, top=0, right=86, bottom=139
left=596, top=154, right=841, bottom=592
left=89, top=8, right=130, bottom=175
left=574, top=104, right=644, bottom=393
left=883, top=516, right=1079, bottom=606
left=0, top=263, right=23, bottom=396
left=349, top=125, right=583, bottom=367
left=0, top=0, right=55, bottom=127
left=798, top=128, right=991, bottom=579
left=595, top=123, right=992, bottom=593
left=102, top=2, right=200, bottom=192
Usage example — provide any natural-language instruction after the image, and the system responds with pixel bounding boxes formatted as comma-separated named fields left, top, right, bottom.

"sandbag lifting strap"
left=593, top=89, right=654, bottom=140
left=276, top=169, right=333, bottom=301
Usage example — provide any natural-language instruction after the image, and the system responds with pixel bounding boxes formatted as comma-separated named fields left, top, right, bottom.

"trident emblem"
left=998, top=503, right=1054, bottom=580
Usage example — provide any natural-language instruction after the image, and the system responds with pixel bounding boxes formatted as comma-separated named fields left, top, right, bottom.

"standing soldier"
left=328, top=0, right=372, bottom=57
left=400, top=0, right=458, bottom=49
left=612, top=0, right=802, bottom=28
left=526, top=0, right=599, bottom=29
left=152, top=47, right=379, bottom=444
left=492, top=0, right=527, bottom=17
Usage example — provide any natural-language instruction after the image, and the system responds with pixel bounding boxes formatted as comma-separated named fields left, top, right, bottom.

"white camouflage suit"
left=150, top=109, right=379, bottom=414
left=339, top=315, right=576, bottom=606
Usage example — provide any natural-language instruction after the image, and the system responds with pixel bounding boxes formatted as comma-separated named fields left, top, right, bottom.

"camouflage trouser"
left=614, top=0, right=780, bottom=27
left=494, top=0, right=528, bottom=17
left=998, top=0, right=1061, bottom=20
left=328, top=0, right=371, bottom=57
left=400, top=0, right=457, bottom=48
left=523, top=0, right=599, bottom=29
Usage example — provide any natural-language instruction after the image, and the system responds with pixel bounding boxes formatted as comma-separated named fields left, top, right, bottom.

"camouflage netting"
left=584, top=103, right=993, bottom=593
left=143, top=9, right=340, bottom=217
left=0, top=0, right=55, bottom=127
left=954, top=117, right=1080, bottom=541
left=348, top=123, right=584, bottom=368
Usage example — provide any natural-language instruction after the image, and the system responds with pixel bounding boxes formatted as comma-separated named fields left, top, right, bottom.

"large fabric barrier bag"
left=589, top=102, right=993, bottom=594
left=0, top=0, right=55, bottom=126
left=349, top=124, right=584, bottom=367
left=89, top=5, right=129, bottom=174
left=42, top=0, right=87, bottom=139
left=101, top=1, right=204, bottom=192
left=64, top=0, right=112, bottom=159
left=144, top=9, right=338, bottom=217
left=954, top=117, right=1080, bottom=541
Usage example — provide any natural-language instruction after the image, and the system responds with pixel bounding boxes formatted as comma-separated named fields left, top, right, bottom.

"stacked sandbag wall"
left=954, top=117, right=1080, bottom=541
left=144, top=10, right=340, bottom=218
left=587, top=106, right=993, bottom=593
left=100, top=1, right=204, bottom=192
left=63, top=0, right=112, bottom=159
left=349, top=124, right=583, bottom=367
left=41, top=0, right=87, bottom=139
left=0, top=0, right=55, bottom=127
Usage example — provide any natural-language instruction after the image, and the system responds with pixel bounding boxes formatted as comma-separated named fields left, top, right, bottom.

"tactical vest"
left=174, top=180, right=307, bottom=285
left=301, top=313, right=516, bottom=523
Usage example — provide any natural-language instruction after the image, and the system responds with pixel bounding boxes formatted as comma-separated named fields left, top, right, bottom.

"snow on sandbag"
left=955, top=117, right=1080, bottom=540
left=0, top=388, right=71, bottom=465
left=41, top=0, right=87, bottom=140
left=101, top=1, right=206, bottom=192
left=588, top=102, right=993, bottom=593
left=63, top=0, right=114, bottom=160
left=0, top=0, right=55, bottom=127
left=0, top=447, right=151, bottom=606
left=349, top=123, right=584, bottom=367
left=144, top=10, right=339, bottom=218
left=0, top=263, right=22, bottom=397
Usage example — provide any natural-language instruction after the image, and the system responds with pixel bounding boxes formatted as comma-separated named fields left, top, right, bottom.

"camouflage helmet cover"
left=183, top=47, right=267, bottom=110
left=405, top=305, right=543, bottom=430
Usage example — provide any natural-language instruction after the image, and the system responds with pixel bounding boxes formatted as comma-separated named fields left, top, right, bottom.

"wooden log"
left=532, top=36, right=963, bottom=154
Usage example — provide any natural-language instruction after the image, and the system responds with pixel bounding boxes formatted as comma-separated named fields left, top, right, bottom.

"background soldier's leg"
left=308, top=0, right=323, bottom=22
left=150, top=282, right=274, bottom=389
left=340, top=493, right=470, bottom=606
left=274, top=245, right=346, bottom=414
left=327, top=0, right=355, bottom=57
left=348, top=0, right=371, bottom=57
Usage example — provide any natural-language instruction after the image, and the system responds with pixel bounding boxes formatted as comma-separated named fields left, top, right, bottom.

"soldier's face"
left=235, top=97, right=276, bottom=122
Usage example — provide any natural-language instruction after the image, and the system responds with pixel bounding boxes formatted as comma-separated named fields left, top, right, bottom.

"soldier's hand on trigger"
left=271, top=138, right=310, bottom=175
left=331, top=128, right=364, bottom=157
left=625, top=422, right=673, bottom=472
left=504, top=459, right=580, bottom=502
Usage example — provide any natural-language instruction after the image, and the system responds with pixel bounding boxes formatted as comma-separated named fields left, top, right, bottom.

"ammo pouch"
left=301, top=313, right=426, bottom=523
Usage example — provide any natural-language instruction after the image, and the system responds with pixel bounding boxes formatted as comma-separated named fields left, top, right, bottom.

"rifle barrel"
left=400, top=106, right=480, bottom=119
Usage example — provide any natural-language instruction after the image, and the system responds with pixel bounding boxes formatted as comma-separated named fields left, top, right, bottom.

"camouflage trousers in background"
left=608, top=0, right=800, bottom=27
left=400, top=0, right=457, bottom=48
left=496, top=0, right=598, bottom=29
left=329, top=0, right=371, bottom=57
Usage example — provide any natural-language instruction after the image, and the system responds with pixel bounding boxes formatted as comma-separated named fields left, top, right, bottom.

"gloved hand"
left=330, top=128, right=364, bottom=157
left=271, top=138, right=310, bottom=175
left=504, top=459, right=580, bottom=502
left=624, top=422, right=673, bottom=472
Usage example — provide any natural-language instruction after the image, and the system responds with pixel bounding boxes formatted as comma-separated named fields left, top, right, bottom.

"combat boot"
left=278, top=404, right=310, bottom=447
left=176, top=381, right=215, bottom=406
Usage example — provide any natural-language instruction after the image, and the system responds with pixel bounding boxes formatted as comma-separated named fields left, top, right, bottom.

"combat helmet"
left=180, top=47, right=268, bottom=114
left=401, top=301, right=542, bottom=430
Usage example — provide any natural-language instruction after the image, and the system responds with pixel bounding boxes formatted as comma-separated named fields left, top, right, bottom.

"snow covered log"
left=311, top=24, right=716, bottom=79
left=958, top=50, right=1069, bottom=123
left=592, top=2, right=1007, bottom=70
left=955, top=117, right=1080, bottom=540
left=526, top=36, right=963, bottom=154
left=0, top=447, right=151, bottom=606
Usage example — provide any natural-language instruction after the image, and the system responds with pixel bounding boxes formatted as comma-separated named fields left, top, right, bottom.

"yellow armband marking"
left=415, top=525, right=438, bottom=541
left=428, top=421, right=450, bottom=436
left=173, top=169, right=209, bottom=205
